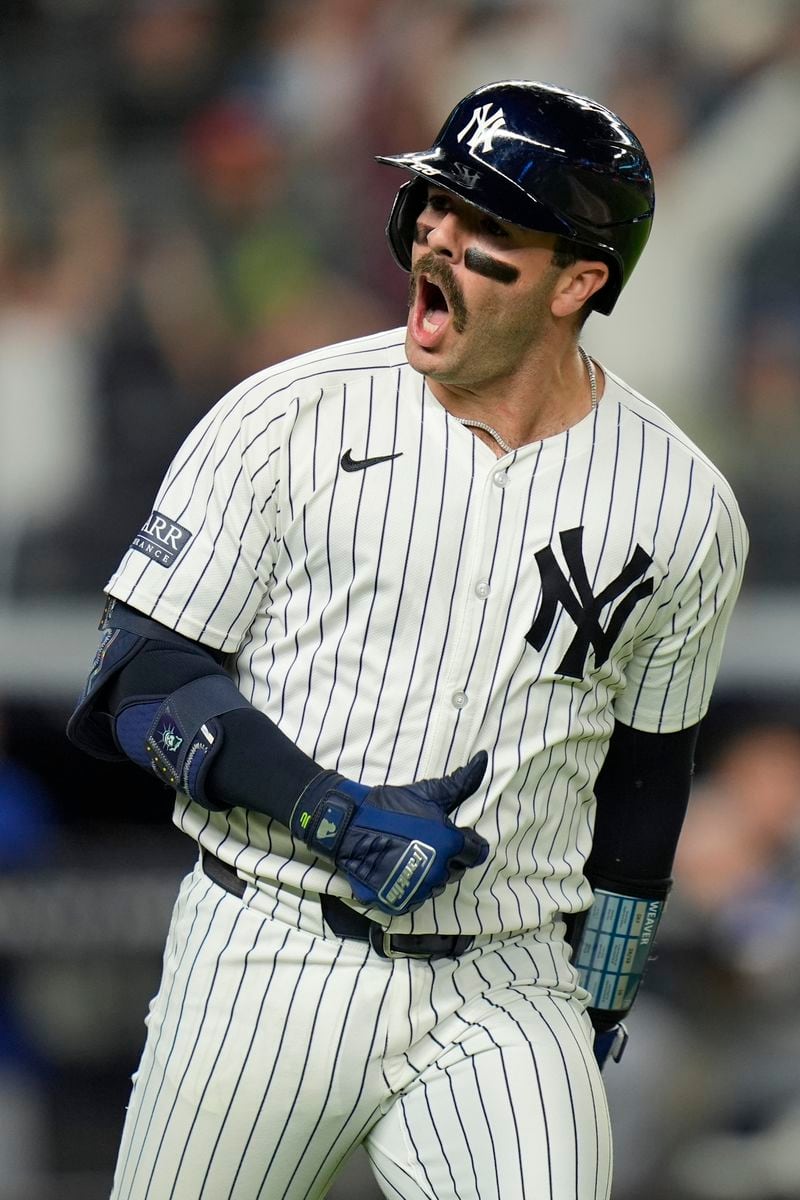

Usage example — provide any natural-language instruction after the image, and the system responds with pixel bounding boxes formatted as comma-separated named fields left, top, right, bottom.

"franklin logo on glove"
left=290, top=753, right=489, bottom=917
left=379, top=841, right=436, bottom=911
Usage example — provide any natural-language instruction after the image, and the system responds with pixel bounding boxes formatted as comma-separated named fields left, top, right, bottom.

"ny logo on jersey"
left=525, top=526, right=655, bottom=679
left=457, top=103, right=507, bottom=154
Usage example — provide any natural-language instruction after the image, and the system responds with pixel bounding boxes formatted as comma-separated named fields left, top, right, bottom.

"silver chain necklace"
left=456, top=346, right=597, bottom=455
left=581, top=345, right=598, bottom=412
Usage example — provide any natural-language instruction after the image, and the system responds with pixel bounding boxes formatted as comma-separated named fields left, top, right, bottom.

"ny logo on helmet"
left=457, top=104, right=507, bottom=154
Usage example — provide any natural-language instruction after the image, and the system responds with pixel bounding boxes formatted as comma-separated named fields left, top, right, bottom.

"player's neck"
left=426, top=345, right=602, bottom=455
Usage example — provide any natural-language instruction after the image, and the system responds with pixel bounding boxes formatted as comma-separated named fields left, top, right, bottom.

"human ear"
left=551, top=262, right=610, bottom=318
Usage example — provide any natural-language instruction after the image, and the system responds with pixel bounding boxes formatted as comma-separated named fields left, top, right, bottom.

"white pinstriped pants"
left=111, top=860, right=612, bottom=1200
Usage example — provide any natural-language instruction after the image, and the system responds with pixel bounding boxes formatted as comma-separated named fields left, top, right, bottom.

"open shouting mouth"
left=409, top=254, right=468, bottom=348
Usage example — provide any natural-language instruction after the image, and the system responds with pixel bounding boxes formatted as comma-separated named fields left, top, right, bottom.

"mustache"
left=409, top=252, right=468, bottom=333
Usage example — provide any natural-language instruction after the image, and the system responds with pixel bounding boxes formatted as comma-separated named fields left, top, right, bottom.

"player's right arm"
left=67, top=599, right=488, bottom=916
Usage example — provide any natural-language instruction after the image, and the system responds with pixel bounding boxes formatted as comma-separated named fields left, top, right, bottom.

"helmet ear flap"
left=385, top=177, right=429, bottom=272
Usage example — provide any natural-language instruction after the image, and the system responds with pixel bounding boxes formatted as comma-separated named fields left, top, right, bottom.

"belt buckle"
left=372, top=925, right=431, bottom=961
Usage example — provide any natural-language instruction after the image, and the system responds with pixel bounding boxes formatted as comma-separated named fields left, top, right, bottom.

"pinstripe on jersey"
left=107, top=326, right=747, bottom=938
left=111, top=860, right=611, bottom=1200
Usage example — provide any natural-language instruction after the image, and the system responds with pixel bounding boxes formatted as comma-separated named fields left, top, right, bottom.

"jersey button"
left=451, top=690, right=468, bottom=709
left=493, top=469, right=509, bottom=488
left=474, top=580, right=491, bottom=598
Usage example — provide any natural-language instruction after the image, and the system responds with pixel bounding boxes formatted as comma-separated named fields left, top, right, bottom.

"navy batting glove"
left=290, top=752, right=489, bottom=916
left=593, top=1022, right=628, bottom=1070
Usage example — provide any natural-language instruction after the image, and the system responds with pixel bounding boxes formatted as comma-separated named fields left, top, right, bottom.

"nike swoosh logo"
left=340, top=449, right=403, bottom=472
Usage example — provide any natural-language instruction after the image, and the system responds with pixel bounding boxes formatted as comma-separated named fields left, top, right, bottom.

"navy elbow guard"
left=67, top=601, right=251, bottom=808
left=570, top=875, right=671, bottom=1032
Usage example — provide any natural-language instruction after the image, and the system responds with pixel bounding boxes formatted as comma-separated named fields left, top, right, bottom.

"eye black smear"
left=464, top=248, right=519, bottom=285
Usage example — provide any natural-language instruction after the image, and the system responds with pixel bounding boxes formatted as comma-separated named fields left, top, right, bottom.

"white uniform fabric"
left=111, top=861, right=610, bottom=1200
left=107, top=325, right=747, bottom=937
left=105, top=327, right=746, bottom=1199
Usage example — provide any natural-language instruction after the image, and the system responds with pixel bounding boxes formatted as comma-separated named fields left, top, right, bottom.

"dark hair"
left=551, top=236, right=580, bottom=270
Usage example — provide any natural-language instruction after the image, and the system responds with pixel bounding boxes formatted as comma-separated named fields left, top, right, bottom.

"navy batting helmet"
left=376, top=80, right=654, bottom=315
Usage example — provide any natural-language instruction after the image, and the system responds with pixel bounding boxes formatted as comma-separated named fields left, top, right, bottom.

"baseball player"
left=68, top=80, right=747, bottom=1200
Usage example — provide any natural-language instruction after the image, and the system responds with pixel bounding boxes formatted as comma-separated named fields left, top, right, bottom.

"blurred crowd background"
left=0, top=1, right=798, bottom=1198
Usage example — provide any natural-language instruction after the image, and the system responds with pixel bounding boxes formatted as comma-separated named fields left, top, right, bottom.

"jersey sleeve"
left=105, top=382, right=286, bottom=653
left=614, top=485, right=748, bottom=734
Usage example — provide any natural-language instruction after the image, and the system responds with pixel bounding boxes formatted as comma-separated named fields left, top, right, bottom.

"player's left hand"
left=290, top=752, right=490, bottom=915
left=593, top=1022, right=628, bottom=1070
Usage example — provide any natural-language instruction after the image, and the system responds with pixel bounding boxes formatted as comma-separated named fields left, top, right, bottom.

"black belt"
left=201, top=850, right=473, bottom=961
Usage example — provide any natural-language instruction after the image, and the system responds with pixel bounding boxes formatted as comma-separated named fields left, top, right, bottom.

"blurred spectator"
left=11, top=85, right=395, bottom=597
left=726, top=178, right=800, bottom=586
left=605, top=716, right=800, bottom=1200
left=0, top=213, right=96, bottom=598
left=585, top=30, right=800, bottom=445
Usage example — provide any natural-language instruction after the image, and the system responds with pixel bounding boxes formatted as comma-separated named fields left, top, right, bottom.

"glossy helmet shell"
left=376, top=80, right=654, bottom=314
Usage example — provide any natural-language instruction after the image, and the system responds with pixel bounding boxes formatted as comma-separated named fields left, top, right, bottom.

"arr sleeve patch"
left=132, top=511, right=193, bottom=568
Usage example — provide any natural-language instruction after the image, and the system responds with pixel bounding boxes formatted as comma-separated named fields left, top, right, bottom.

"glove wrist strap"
left=291, top=772, right=368, bottom=856
left=571, top=881, right=669, bottom=1024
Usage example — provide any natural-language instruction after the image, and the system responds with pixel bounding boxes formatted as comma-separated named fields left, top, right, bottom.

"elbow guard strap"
left=571, top=877, right=670, bottom=1028
left=115, top=675, right=252, bottom=803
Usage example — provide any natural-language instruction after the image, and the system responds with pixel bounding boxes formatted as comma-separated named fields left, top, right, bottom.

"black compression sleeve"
left=587, top=719, right=700, bottom=884
left=206, top=707, right=320, bottom=822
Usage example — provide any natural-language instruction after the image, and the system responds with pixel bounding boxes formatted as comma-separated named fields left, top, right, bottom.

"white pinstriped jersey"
left=107, top=326, right=747, bottom=937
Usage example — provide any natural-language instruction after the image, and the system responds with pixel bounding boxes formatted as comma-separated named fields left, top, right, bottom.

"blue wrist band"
left=572, top=888, right=666, bottom=1014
